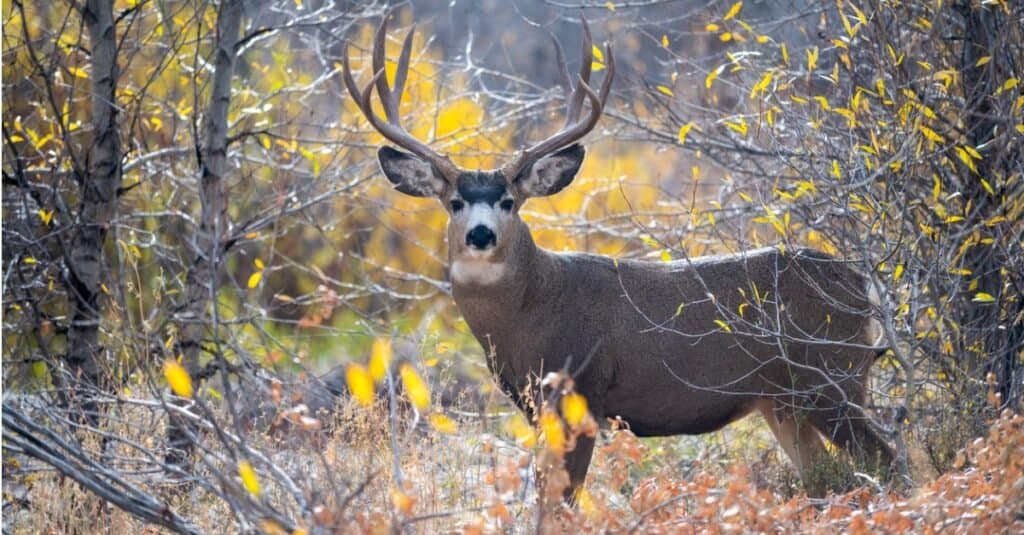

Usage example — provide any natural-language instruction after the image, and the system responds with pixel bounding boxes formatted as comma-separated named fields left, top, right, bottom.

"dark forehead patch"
left=456, top=171, right=507, bottom=205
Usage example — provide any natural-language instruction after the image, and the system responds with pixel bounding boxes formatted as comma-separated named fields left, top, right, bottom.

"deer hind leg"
left=756, top=399, right=829, bottom=497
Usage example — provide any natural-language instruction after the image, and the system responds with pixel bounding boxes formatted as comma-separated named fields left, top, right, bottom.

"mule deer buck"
left=342, top=15, right=895, bottom=499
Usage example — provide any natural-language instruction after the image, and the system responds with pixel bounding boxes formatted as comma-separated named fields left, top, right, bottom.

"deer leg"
left=808, top=409, right=895, bottom=479
left=757, top=399, right=829, bottom=497
left=562, top=433, right=597, bottom=504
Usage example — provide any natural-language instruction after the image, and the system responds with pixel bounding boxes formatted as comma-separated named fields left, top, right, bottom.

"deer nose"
left=465, top=225, right=496, bottom=250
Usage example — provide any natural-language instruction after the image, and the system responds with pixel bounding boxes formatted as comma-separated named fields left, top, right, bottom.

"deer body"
left=343, top=14, right=894, bottom=500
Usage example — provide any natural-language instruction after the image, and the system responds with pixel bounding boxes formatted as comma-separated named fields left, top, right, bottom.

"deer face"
left=345, top=12, right=608, bottom=284
left=377, top=144, right=586, bottom=264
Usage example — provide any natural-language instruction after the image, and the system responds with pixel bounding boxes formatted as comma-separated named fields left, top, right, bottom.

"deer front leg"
left=562, top=433, right=597, bottom=504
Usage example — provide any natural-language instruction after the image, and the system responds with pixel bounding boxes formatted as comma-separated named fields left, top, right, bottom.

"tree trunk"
left=956, top=2, right=1022, bottom=409
left=62, top=0, right=121, bottom=423
left=166, top=0, right=243, bottom=469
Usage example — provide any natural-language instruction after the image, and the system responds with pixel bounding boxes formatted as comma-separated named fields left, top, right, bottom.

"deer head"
left=342, top=14, right=613, bottom=282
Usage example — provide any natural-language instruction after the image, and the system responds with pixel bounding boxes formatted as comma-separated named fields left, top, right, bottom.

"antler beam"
left=341, top=12, right=460, bottom=182
left=502, top=18, right=615, bottom=180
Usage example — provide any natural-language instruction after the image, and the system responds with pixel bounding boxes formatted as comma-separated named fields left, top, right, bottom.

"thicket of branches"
left=2, top=0, right=1022, bottom=532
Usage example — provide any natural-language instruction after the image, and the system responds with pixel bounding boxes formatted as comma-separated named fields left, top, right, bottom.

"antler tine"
left=552, top=37, right=574, bottom=106
left=391, top=25, right=416, bottom=109
left=503, top=18, right=614, bottom=181
left=564, top=17, right=594, bottom=127
left=341, top=13, right=459, bottom=182
left=598, top=41, right=614, bottom=106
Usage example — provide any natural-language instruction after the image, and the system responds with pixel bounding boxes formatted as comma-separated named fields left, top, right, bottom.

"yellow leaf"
left=919, top=125, right=943, bottom=143
left=705, top=23, right=720, bottom=32
left=661, top=34, right=669, bottom=48
left=68, top=66, right=88, bottom=79
left=368, top=338, right=392, bottom=382
left=346, top=364, right=375, bottom=407
left=38, top=209, right=53, bottom=226
left=893, top=264, right=904, bottom=282
left=725, top=118, right=748, bottom=137
left=238, top=460, right=261, bottom=497
left=719, top=32, right=733, bottom=42
left=434, top=341, right=451, bottom=354
left=806, top=46, right=819, bottom=71
left=540, top=411, right=565, bottom=453
left=677, top=122, right=695, bottom=145
left=723, top=1, right=743, bottom=21
left=247, top=271, right=262, bottom=289
left=400, top=364, right=430, bottom=411
left=750, top=70, right=773, bottom=99
left=254, top=258, right=265, bottom=270
left=591, top=45, right=604, bottom=63
left=705, top=64, right=726, bottom=89
left=22, top=256, right=36, bottom=265
left=972, top=292, right=996, bottom=303
left=660, top=250, right=672, bottom=262
left=561, top=393, right=588, bottom=426
left=605, top=1, right=616, bottom=10
left=639, top=234, right=660, bottom=249
left=163, top=359, right=193, bottom=398
left=975, top=56, right=991, bottom=67
left=980, top=178, right=995, bottom=196
left=955, top=147, right=978, bottom=174
left=505, top=413, right=537, bottom=448
left=831, top=160, right=842, bottom=179
left=780, top=43, right=789, bottom=66
left=713, top=319, right=732, bottom=333
left=429, top=412, right=458, bottom=434
left=656, top=85, right=673, bottom=96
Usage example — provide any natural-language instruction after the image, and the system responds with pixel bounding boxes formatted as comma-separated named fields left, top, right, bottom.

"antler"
left=342, top=12, right=460, bottom=182
left=502, top=18, right=615, bottom=180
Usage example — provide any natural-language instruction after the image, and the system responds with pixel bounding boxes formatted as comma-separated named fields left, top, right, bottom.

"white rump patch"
left=451, top=258, right=506, bottom=286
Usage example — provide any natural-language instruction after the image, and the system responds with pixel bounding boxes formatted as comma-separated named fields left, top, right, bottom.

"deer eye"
left=450, top=199, right=465, bottom=213
left=499, top=199, right=514, bottom=211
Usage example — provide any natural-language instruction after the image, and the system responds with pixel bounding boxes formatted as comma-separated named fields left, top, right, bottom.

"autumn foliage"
left=2, top=0, right=1023, bottom=533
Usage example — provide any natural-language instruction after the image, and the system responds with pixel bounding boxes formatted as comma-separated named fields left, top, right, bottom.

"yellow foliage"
left=561, top=393, right=589, bottom=427
left=346, top=364, right=375, bottom=407
left=238, top=460, right=261, bottom=497
left=368, top=338, right=393, bottom=382
left=428, top=412, right=458, bottom=434
left=399, top=363, right=430, bottom=411
left=540, top=410, right=565, bottom=454
left=504, top=413, right=537, bottom=449
left=163, top=359, right=193, bottom=398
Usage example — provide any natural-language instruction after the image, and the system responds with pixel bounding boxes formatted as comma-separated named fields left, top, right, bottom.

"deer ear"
left=377, top=146, right=448, bottom=197
left=516, top=144, right=585, bottom=198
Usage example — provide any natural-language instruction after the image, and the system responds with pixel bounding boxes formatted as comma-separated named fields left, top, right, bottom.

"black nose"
left=465, top=225, right=496, bottom=250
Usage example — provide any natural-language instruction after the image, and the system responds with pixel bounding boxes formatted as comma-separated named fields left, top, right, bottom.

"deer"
left=341, top=15, right=895, bottom=500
